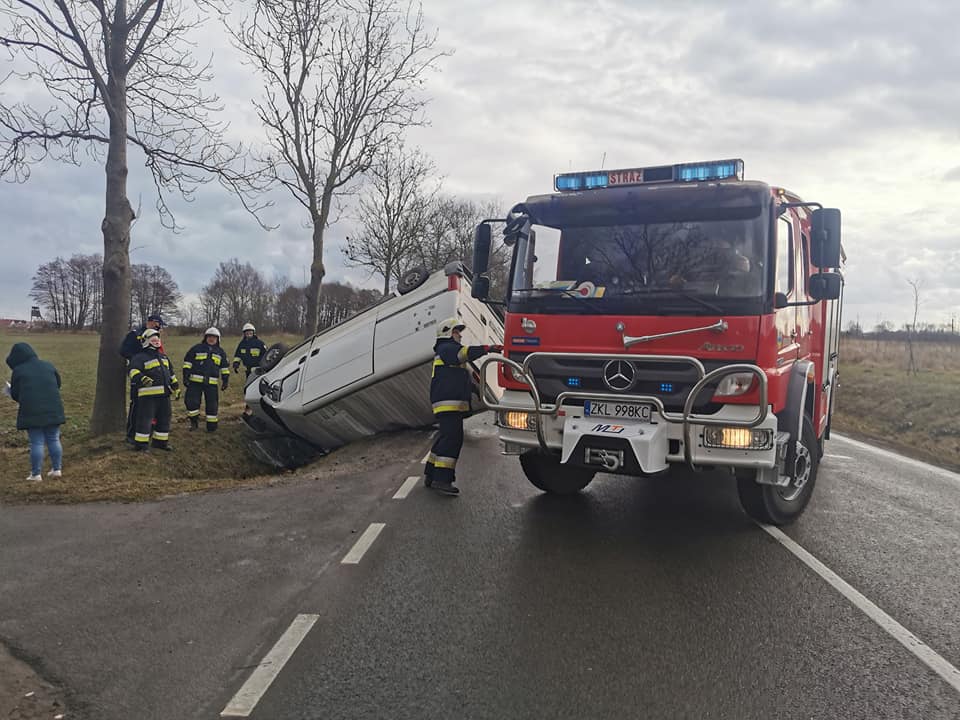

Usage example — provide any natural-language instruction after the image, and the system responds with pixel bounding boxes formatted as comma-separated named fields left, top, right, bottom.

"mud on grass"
left=833, top=338, right=960, bottom=471
left=1, top=331, right=304, bottom=503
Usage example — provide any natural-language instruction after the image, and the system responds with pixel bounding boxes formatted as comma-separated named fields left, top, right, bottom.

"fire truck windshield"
left=509, top=216, right=768, bottom=316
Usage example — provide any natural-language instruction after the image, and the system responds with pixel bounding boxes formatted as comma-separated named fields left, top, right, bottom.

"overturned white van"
left=243, top=263, right=504, bottom=467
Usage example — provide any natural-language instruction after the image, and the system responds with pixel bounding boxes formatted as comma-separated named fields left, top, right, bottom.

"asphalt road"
left=2, top=418, right=959, bottom=719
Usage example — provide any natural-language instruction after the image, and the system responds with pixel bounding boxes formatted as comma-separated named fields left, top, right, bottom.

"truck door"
left=794, top=219, right=814, bottom=362
left=775, top=211, right=800, bottom=368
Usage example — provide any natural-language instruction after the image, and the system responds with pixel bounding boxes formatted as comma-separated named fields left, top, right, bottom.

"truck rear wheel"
left=519, top=451, right=595, bottom=495
left=737, top=416, right=819, bottom=526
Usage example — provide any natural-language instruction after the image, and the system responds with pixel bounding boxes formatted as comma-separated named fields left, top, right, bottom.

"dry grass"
left=834, top=338, right=960, bottom=470
left=0, top=330, right=303, bottom=503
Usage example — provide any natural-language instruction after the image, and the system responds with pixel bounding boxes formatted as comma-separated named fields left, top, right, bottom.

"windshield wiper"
left=615, top=288, right=724, bottom=314
left=513, top=287, right=607, bottom=314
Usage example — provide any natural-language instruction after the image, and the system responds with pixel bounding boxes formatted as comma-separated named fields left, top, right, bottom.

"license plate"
left=584, top=400, right=652, bottom=422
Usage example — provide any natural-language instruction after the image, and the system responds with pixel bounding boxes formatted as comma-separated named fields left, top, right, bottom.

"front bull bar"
left=478, top=353, right=769, bottom=472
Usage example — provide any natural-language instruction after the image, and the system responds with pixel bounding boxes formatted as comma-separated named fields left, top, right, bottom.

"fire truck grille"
left=513, top=354, right=748, bottom=414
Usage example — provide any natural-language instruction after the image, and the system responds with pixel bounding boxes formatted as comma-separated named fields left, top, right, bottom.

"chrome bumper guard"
left=478, top=352, right=769, bottom=472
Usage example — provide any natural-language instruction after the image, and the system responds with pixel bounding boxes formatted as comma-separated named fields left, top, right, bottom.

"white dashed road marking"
left=221, top=614, right=319, bottom=717
left=393, top=476, right=420, bottom=500
left=341, top=523, right=386, bottom=565
left=759, top=523, right=960, bottom=695
left=825, top=454, right=853, bottom=460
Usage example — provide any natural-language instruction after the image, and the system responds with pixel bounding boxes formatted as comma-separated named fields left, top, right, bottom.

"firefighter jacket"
left=183, top=342, right=230, bottom=387
left=120, top=326, right=164, bottom=361
left=128, top=347, right=179, bottom=398
left=233, top=336, right=267, bottom=369
left=430, top=338, right=487, bottom=414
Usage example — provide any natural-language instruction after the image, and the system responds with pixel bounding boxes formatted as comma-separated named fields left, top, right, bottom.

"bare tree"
left=199, top=258, right=273, bottom=331
left=343, top=143, right=436, bottom=294
left=29, top=253, right=103, bottom=329
left=229, top=0, right=446, bottom=336
left=130, top=263, right=181, bottom=324
left=906, top=278, right=921, bottom=375
left=1, top=0, right=267, bottom=434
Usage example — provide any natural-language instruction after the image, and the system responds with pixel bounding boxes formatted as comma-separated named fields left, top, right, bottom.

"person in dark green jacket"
left=5, top=342, right=66, bottom=481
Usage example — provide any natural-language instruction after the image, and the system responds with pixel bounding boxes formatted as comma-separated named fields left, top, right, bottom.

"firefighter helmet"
left=242, top=322, right=256, bottom=333
left=437, top=317, right=466, bottom=339
left=141, top=328, right=160, bottom=348
left=204, top=327, right=221, bottom=340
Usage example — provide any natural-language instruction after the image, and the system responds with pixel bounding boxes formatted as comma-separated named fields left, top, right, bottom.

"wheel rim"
left=406, top=271, right=422, bottom=285
left=777, top=441, right=811, bottom=502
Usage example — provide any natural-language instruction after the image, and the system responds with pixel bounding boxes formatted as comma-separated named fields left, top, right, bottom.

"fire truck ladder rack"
left=479, top=353, right=769, bottom=472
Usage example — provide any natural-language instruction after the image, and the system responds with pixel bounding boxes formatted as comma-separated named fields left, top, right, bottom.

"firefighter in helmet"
left=127, top=329, right=180, bottom=451
left=182, top=327, right=230, bottom=431
left=120, top=313, right=164, bottom=444
left=233, top=323, right=267, bottom=379
left=424, top=317, right=502, bottom=495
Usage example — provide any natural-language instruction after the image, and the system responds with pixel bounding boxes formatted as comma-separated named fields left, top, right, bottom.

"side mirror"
left=472, top=224, right=492, bottom=300
left=809, top=272, right=842, bottom=301
left=811, top=208, right=842, bottom=269
left=774, top=292, right=789, bottom=309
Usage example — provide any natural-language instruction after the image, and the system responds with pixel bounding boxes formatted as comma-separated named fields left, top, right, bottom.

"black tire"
left=737, top=416, right=819, bottom=526
left=258, top=342, right=288, bottom=373
left=397, top=265, right=429, bottom=295
left=519, top=451, right=595, bottom=495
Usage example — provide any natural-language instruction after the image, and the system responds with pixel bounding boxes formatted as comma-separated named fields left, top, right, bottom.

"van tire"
left=259, top=343, right=289, bottom=373
left=397, top=265, right=429, bottom=295
left=737, top=416, right=819, bottom=526
left=519, top=451, right=595, bottom=495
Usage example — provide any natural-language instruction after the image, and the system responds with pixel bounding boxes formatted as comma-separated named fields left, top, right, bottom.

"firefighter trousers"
left=185, top=383, right=220, bottom=431
left=133, top=395, right=172, bottom=448
left=426, top=411, right=464, bottom=484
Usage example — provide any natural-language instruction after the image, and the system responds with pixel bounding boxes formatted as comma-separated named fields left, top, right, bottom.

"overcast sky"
left=2, top=0, right=959, bottom=329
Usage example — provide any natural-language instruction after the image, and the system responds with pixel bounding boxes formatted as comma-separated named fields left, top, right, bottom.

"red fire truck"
left=471, top=159, right=843, bottom=525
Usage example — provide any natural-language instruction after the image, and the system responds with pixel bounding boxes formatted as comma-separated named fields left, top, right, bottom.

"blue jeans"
left=27, top=426, right=63, bottom=476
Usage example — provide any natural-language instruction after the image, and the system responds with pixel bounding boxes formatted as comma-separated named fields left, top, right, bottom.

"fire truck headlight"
left=703, top=426, right=773, bottom=450
left=714, top=372, right=755, bottom=397
left=499, top=411, right=536, bottom=431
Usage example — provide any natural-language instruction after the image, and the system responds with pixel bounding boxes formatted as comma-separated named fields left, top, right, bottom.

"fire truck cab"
left=471, top=159, right=843, bottom=525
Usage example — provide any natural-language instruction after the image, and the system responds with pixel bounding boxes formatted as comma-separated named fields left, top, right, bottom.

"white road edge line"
left=421, top=451, right=430, bottom=464
left=759, top=523, right=960, bottom=695
left=393, top=476, right=420, bottom=500
left=824, top=454, right=853, bottom=460
left=220, top=614, right=319, bottom=717
left=832, top=433, right=960, bottom=484
left=341, top=523, right=386, bottom=565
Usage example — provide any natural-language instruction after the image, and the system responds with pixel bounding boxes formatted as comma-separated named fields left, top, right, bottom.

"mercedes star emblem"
left=602, top=359, right=636, bottom=391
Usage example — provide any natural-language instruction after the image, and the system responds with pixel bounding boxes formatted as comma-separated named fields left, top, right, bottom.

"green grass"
left=833, top=338, right=960, bottom=471
left=1, top=330, right=303, bottom=503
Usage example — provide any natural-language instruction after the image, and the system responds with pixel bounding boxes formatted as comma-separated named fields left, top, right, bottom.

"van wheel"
left=259, top=343, right=288, bottom=373
left=737, top=416, right=819, bottom=526
left=519, top=451, right=595, bottom=495
left=397, top=265, right=429, bottom=295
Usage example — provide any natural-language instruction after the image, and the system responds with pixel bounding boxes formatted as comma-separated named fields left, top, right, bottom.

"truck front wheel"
left=519, top=451, right=595, bottom=495
left=736, top=416, right=819, bottom=526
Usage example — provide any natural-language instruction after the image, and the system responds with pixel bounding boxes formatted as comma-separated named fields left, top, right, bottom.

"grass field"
left=833, top=338, right=960, bottom=470
left=0, top=330, right=303, bottom=503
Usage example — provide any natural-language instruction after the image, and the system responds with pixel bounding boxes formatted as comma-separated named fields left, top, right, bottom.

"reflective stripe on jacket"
left=233, top=336, right=267, bottom=368
left=129, top=348, right=178, bottom=397
left=183, top=342, right=229, bottom=384
left=429, top=338, right=486, bottom=415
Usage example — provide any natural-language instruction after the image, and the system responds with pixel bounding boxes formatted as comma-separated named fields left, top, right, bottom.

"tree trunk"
left=90, top=72, right=133, bottom=436
left=304, top=190, right=333, bottom=337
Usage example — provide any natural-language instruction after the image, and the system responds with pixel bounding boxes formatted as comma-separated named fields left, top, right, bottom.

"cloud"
left=2, top=0, right=960, bottom=329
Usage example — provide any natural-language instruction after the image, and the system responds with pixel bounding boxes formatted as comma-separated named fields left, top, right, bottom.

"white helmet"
left=436, top=316, right=466, bottom=339
left=204, top=327, right=221, bottom=340
left=242, top=323, right=256, bottom=333
left=141, top=328, right=160, bottom=348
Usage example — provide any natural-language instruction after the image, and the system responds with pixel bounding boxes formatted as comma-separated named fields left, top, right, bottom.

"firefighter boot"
left=189, top=416, right=199, bottom=431
left=430, top=480, right=459, bottom=496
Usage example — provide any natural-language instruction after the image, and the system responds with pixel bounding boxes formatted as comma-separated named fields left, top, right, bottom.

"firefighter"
left=232, top=323, right=267, bottom=379
left=120, top=314, right=164, bottom=444
left=424, top=317, right=502, bottom=495
left=128, top=329, right=180, bottom=452
left=182, top=327, right=230, bottom=432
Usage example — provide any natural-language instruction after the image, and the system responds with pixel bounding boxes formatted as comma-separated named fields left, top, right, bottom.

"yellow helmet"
left=436, top=316, right=466, bottom=339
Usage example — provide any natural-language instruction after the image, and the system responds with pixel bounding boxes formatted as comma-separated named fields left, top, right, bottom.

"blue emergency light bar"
left=554, top=159, right=744, bottom=192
